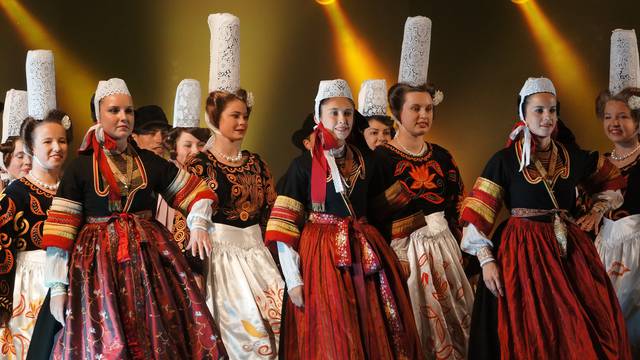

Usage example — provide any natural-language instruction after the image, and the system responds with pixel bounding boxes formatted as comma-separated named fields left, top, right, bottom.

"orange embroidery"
left=409, top=164, right=438, bottom=190
left=29, top=194, right=46, bottom=216
left=608, top=261, right=631, bottom=277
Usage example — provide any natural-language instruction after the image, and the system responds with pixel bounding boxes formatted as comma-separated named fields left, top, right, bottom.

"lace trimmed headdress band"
left=314, top=79, right=353, bottom=122
left=358, top=79, right=388, bottom=117
left=1, top=89, right=28, bottom=146
left=93, top=78, right=131, bottom=121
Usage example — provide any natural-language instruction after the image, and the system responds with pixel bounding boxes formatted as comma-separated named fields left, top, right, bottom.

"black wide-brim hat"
left=291, top=113, right=316, bottom=151
left=134, top=105, right=170, bottom=133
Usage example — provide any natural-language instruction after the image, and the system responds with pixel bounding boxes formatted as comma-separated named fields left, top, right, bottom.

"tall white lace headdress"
left=173, top=79, right=201, bottom=128
left=609, top=29, right=640, bottom=95
left=208, top=13, right=240, bottom=94
left=398, top=16, right=431, bottom=87
left=26, top=50, right=56, bottom=120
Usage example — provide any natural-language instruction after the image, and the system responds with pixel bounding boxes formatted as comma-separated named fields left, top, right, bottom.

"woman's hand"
left=186, top=228, right=212, bottom=260
left=576, top=211, right=604, bottom=233
left=289, top=285, right=304, bottom=308
left=482, top=262, right=504, bottom=297
left=50, top=294, right=67, bottom=325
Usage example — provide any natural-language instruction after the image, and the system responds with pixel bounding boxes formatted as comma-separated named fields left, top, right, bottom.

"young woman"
left=594, top=87, right=640, bottom=357
left=185, top=88, right=284, bottom=359
left=461, top=77, right=631, bottom=359
left=265, top=79, right=422, bottom=359
left=0, top=137, right=31, bottom=188
left=41, top=78, right=224, bottom=359
left=372, top=82, right=474, bottom=358
left=0, top=110, right=70, bottom=358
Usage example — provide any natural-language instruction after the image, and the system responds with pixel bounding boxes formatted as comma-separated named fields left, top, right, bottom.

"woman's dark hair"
left=388, top=82, right=437, bottom=121
left=595, top=87, right=640, bottom=125
left=165, top=127, right=211, bottom=160
left=20, top=109, right=73, bottom=154
left=205, top=89, right=252, bottom=129
left=0, top=135, right=21, bottom=167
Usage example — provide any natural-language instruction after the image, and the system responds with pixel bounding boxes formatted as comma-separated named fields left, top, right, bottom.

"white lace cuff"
left=45, top=247, right=69, bottom=288
left=593, top=190, right=624, bottom=212
left=186, top=199, right=214, bottom=233
left=277, top=242, right=303, bottom=291
left=390, top=237, right=410, bottom=263
left=461, top=223, right=493, bottom=255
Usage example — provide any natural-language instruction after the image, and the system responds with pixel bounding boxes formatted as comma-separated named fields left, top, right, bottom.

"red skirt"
left=51, top=213, right=225, bottom=359
left=497, top=217, right=630, bottom=360
left=283, top=213, right=422, bottom=360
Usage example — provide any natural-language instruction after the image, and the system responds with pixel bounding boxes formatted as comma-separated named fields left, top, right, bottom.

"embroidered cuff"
left=277, top=242, right=303, bottom=291
left=45, top=247, right=69, bottom=288
left=477, top=246, right=495, bottom=267
left=50, top=283, right=67, bottom=297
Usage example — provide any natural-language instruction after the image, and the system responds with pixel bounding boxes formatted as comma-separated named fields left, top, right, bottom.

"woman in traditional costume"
left=265, top=78, right=422, bottom=359
left=0, top=89, right=31, bottom=191
left=370, top=16, right=474, bottom=360
left=41, top=77, right=224, bottom=359
left=594, top=28, right=640, bottom=358
left=0, top=50, right=68, bottom=359
left=157, top=79, right=210, bottom=286
left=461, top=77, right=631, bottom=359
left=180, top=13, right=284, bottom=359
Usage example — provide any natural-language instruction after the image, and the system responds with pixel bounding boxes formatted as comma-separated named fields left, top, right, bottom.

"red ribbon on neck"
left=311, top=122, right=341, bottom=209
left=79, top=128, right=126, bottom=203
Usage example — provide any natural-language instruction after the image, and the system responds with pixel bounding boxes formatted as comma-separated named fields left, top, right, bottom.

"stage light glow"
left=320, top=1, right=391, bottom=95
left=516, top=0, right=599, bottom=141
left=511, top=0, right=531, bottom=4
left=316, top=0, right=336, bottom=5
left=0, top=0, right=97, bottom=140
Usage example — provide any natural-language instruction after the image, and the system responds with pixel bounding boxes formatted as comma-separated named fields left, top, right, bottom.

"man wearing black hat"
left=276, top=113, right=316, bottom=193
left=131, top=105, right=171, bottom=157
left=291, top=113, right=315, bottom=153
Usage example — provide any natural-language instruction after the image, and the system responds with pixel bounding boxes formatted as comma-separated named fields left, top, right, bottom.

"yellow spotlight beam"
left=516, top=1, right=599, bottom=141
left=320, top=1, right=392, bottom=92
left=0, top=0, right=97, bottom=134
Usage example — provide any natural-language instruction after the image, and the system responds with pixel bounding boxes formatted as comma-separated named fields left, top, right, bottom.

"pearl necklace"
left=213, top=147, right=243, bottom=162
left=398, top=141, right=426, bottom=157
left=611, top=143, right=640, bottom=161
left=29, top=171, right=60, bottom=191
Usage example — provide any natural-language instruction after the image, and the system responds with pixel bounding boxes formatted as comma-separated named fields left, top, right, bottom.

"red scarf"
left=311, top=122, right=341, bottom=210
left=78, top=126, right=126, bottom=203
left=506, top=120, right=558, bottom=152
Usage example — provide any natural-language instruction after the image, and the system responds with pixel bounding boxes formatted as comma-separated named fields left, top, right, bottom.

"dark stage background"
left=1, top=0, right=639, bottom=187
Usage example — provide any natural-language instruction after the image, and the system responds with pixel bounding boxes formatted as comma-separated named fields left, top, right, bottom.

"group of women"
left=0, top=13, right=636, bottom=360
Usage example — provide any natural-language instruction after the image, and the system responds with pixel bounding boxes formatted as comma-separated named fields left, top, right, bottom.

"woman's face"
left=7, top=139, right=31, bottom=179
left=602, top=100, right=639, bottom=145
left=99, top=94, right=134, bottom=141
left=175, top=131, right=205, bottom=166
left=524, top=92, right=557, bottom=139
left=217, top=99, right=249, bottom=142
left=31, top=122, right=68, bottom=171
left=363, top=118, right=392, bottom=150
left=319, top=97, right=354, bottom=142
left=398, top=91, right=433, bottom=137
